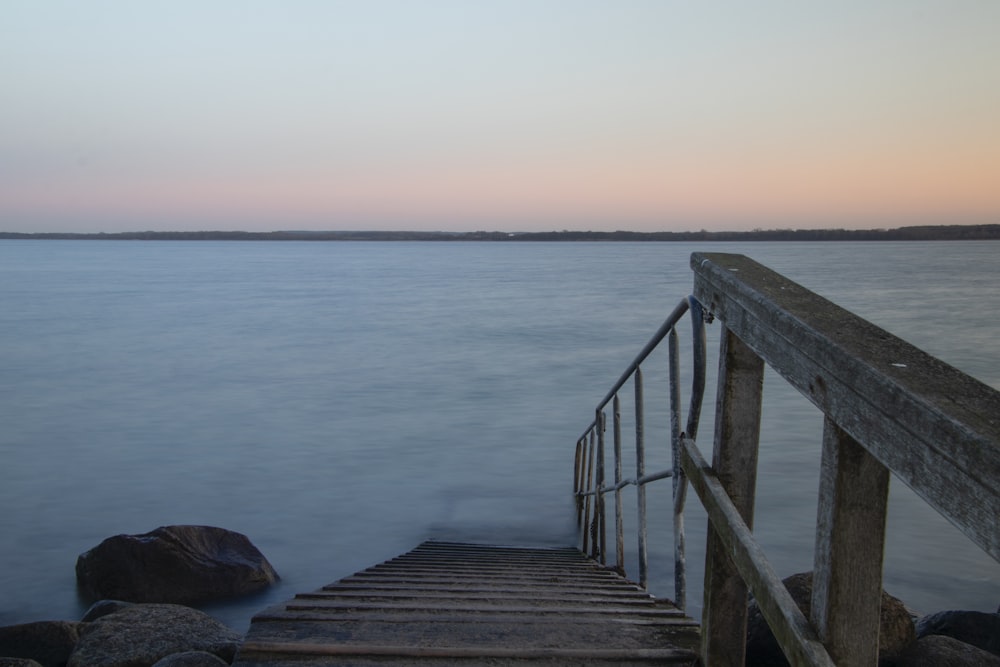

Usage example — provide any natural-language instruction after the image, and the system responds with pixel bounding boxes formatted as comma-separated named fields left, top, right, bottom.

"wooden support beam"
left=811, top=418, right=890, bottom=665
left=699, top=327, right=764, bottom=665
left=682, top=438, right=835, bottom=667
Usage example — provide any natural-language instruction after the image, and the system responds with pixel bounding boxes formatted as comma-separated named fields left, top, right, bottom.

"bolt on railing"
left=573, top=295, right=707, bottom=609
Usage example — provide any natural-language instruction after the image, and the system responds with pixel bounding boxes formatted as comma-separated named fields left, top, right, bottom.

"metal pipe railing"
left=573, top=295, right=707, bottom=608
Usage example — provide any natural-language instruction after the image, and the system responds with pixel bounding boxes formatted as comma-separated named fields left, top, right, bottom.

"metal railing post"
left=574, top=438, right=584, bottom=527
left=613, top=394, right=624, bottom=573
left=582, top=429, right=595, bottom=554
left=571, top=294, right=705, bottom=605
left=668, top=327, right=686, bottom=610
left=634, top=366, right=648, bottom=588
left=595, top=409, right=607, bottom=562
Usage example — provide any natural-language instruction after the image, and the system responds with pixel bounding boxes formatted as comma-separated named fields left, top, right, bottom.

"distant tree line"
left=1, top=224, right=998, bottom=242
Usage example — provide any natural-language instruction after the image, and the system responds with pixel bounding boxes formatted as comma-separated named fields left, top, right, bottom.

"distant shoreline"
left=1, top=224, right=999, bottom=242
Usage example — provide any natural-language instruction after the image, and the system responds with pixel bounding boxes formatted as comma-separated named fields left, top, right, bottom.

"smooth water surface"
left=1, top=240, right=997, bottom=630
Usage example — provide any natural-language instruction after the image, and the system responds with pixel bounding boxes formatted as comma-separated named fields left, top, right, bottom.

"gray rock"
left=0, top=620, right=83, bottom=667
left=896, top=634, right=1000, bottom=666
left=915, top=610, right=1000, bottom=656
left=151, top=651, right=230, bottom=667
left=80, top=600, right=134, bottom=622
left=76, top=525, right=278, bottom=604
left=67, top=603, right=241, bottom=667
left=0, top=659, right=44, bottom=667
left=745, top=572, right=915, bottom=666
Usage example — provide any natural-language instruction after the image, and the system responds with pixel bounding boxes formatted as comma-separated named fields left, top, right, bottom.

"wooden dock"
left=234, top=540, right=700, bottom=666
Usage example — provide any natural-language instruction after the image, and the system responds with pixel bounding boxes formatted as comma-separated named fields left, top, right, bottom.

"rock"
left=80, top=600, right=134, bottom=622
left=67, top=603, right=241, bottom=667
left=915, top=610, right=1000, bottom=656
left=76, top=525, right=279, bottom=604
left=0, top=620, right=83, bottom=667
left=896, top=634, right=1000, bottom=666
left=0, top=659, right=44, bottom=667
left=745, top=572, right=915, bottom=666
left=151, top=651, right=230, bottom=667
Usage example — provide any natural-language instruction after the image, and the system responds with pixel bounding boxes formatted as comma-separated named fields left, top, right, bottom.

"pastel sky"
left=2, top=1, right=998, bottom=233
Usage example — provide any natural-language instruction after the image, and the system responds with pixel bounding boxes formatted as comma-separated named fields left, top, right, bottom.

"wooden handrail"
left=687, top=252, right=1000, bottom=665
left=575, top=253, right=999, bottom=665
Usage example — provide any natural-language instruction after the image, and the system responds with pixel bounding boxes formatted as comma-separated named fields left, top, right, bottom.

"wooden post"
left=701, top=327, right=764, bottom=665
left=811, top=417, right=890, bottom=665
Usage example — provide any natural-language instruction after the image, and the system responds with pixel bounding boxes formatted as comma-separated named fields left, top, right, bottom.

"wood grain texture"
left=700, top=327, right=765, bottom=665
left=811, top=418, right=890, bottom=665
left=691, top=251, right=1000, bottom=561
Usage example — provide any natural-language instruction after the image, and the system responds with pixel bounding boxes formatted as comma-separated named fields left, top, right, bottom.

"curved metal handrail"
left=573, top=294, right=707, bottom=610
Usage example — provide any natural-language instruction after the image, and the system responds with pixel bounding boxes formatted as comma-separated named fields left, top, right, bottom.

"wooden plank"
left=317, top=582, right=645, bottom=596
left=239, top=642, right=697, bottom=661
left=691, top=252, right=1000, bottom=561
left=681, top=437, right=836, bottom=667
left=699, top=326, right=764, bottom=665
left=305, top=587, right=652, bottom=601
left=811, top=418, right=890, bottom=665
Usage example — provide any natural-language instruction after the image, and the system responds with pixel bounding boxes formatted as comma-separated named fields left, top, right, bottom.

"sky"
left=2, top=1, right=999, bottom=233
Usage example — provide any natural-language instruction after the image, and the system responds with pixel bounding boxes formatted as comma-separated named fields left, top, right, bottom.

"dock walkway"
left=234, top=540, right=700, bottom=666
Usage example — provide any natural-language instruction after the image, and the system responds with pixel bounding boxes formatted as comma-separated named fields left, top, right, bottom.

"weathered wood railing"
left=574, top=252, right=1000, bottom=666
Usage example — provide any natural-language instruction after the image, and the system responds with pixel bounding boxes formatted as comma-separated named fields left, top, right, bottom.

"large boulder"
left=67, top=604, right=241, bottom=667
left=76, top=525, right=278, bottom=604
left=0, top=620, right=82, bottom=667
left=745, top=572, right=915, bottom=666
left=896, top=634, right=1000, bottom=666
left=915, top=610, right=1000, bottom=657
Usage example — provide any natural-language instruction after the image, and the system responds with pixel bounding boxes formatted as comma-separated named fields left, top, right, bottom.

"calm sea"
left=1, top=240, right=997, bottom=631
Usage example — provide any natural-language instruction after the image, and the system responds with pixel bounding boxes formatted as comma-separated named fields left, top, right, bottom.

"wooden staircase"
left=234, top=540, right=700, bottom=665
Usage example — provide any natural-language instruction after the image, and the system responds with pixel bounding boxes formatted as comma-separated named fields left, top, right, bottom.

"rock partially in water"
left=75, top=525, right=278, bottom=604
left=745, top=572, right=915, bottom=666
left=67, top=604, right=241, bottom=667
left=897, top=634, right=1000, bottom=666
left=915, top=609, right=1000, bottom=657
left=0, top=620, right=82, bottom=667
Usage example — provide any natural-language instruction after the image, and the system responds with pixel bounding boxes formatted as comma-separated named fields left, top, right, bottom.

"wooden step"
left=234, top=541, right=701, bottom=666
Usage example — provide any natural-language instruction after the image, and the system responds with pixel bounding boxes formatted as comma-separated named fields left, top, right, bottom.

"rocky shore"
left=1, top=526, right=996, bottom=666
left=1, top=526, right=278, bottom=667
